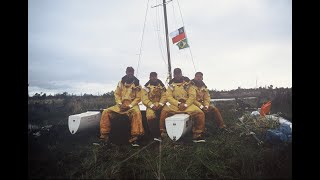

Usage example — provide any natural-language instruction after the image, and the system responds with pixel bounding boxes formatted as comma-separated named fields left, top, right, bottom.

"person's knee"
left=211, top=106, right=219, bottom=112
left=193, top=111, right=205, bottom=119
left=101, top=109, right=108, bottom=116
left=146, top=114, right=156, bottom=120
left=101, top=111, right=110, bottom=119
left=160, top=109, right=168, bottom=115
left=132, top=110, right=142, bottom=116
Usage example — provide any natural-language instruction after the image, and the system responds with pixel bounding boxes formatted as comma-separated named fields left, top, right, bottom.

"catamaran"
left=68, top=0, right=196, bottom=141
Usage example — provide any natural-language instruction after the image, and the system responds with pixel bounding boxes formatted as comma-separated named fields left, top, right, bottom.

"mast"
left=162, top=0, right=172, bottom=80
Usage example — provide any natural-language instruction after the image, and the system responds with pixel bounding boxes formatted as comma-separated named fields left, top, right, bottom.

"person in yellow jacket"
left=159, top=68, right=206, bottom=143
left=191, top=72, right=226, bottom=130
left=99, top=67, right=144, bottom=147
left=142, top=72, right=166, bottom=139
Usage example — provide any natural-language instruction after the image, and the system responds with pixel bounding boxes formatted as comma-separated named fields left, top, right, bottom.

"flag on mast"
left=176, top=38, right=189, bottom=49
left=170, top=27, right=186, bottom=44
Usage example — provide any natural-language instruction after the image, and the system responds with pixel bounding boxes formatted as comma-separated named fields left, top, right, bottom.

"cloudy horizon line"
left=28, top=83, right=292, bottom=96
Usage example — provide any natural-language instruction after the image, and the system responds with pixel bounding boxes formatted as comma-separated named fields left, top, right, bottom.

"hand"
left=179, top=103, right=187, bottom=111
left=178, top=99, right=186, bottom=103
left=152, top=105, right=158, bottom=111
left=202, top=106, right=209, bottom=113
left=157, top=105, right=163, bottom=111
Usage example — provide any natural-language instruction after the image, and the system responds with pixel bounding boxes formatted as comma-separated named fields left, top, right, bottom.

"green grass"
left=55, top=133, right=291, bottom=179
left=28, top=95, right=292, bottom=179
left=53, top=107, right=290, bottom=179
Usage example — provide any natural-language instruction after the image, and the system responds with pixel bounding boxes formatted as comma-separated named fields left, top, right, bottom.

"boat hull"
left=165, top=114, right=192, bottom=141
left=68, top=111, right=101, bottom=134
left=68, top=104, right=146, bottom=135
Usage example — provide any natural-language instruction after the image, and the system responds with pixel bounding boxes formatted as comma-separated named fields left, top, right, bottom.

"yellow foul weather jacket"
left=142, top=80, right=167, bottom=120
left=191, top=79, right=225, bottom=128
left=100, top=77, right=144, bottom=142
left=159, top=77, right=205, bottom=138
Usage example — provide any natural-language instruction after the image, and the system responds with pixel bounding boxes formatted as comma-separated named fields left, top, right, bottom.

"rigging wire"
left=155, top=0, right=173, bottom=84
left=154, top=0, right=168, bottom=67
left=169, top=0, right=179, bottom=71
left=170, top=0, right=187, bottom=75
left=158, top=139, right=162, bottom=180
left=170, top=0, right=179, bottom=30
left=176, top=0, right=197, bottom=73
left=136, top=0, right=151, bottom=78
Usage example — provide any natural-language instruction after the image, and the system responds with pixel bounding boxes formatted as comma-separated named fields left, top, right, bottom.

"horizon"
left=28, top=84, right=292, bottom=97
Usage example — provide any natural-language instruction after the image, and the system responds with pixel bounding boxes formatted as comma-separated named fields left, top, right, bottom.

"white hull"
left=68, top=104, right=193, bottom=137
left=165, top=114, right=192, bottom=141
left=68, top=111, right=101, bottom=134
left=68, top=104, right=146, bottom=135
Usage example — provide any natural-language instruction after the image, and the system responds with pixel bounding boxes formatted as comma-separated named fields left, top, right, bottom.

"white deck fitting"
left=165, top=114, right=192, bottom=141
left=68, top=111, right=101, bottom=134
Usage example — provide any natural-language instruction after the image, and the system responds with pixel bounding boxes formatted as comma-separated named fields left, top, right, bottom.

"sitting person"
left=159, top=68, right=206, bottom=143
left=191, top=72, right=226, bottom=130
left=99, top=67, right=144, bottom=147
left=142, top=72, right=166, bottom=139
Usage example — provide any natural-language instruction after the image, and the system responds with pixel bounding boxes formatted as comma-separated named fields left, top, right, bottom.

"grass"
left=28, top=95, right=292, bottom=179
left=54, top=131, right=290, bottom=179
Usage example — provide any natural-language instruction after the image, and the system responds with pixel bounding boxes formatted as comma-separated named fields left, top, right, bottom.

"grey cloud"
left=28, top=0, right=291, bottom=94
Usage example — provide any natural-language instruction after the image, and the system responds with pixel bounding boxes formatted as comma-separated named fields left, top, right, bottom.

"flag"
left=176, top=38, right=189, bottom=49
left=169, top=27, right=186, bottom=44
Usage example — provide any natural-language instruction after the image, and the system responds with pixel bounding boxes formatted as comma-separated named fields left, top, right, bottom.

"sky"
left=28, top=0, right=292, bottom=96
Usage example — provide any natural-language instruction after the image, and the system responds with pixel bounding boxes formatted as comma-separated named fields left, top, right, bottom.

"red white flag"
left=169, top=27, right=186, bottom=44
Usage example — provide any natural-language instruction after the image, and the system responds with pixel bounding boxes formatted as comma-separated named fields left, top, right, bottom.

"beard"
left=125, top=76, right=135, bottom=84
left=149, top=80, right=159, bottom=86
left=173, top=77, right=183, bottom=83
left=194, top=80, right=205, bottom=87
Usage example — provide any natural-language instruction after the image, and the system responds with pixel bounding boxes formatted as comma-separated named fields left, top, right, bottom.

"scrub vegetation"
left=28, top=87, right=291, bottom=179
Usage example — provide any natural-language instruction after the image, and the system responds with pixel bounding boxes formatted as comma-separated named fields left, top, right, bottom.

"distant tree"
left=110, top=91, right=114, bottom=96
left=33, top=93, right=40, bottom=99
left=62, top=92, right=68, bottom=97
left=103, top=91, right=115, bottom=98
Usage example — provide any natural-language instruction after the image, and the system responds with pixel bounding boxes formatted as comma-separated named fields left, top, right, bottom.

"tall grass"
left=28, top=92, right=292, bottom=179
left=50, top=103, right=291, bottom=179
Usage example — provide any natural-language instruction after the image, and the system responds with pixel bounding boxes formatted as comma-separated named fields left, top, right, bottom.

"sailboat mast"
left=162, top=0, right=172, bottom=80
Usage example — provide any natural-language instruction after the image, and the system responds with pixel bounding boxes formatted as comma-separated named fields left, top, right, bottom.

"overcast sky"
left=28, top=0, right=292, bottom=96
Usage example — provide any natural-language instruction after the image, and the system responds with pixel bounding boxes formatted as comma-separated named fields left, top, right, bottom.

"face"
left=195, top=74, right=203, bottom=81
left=150, top=75, right=158, bottom=83
left=126, top=71, right=134, bottom=79
left=174, top=72, right=183, bottom=80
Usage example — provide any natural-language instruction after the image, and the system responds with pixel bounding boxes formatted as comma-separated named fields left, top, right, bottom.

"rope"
left=176, top=0, right=197, bottom=73
left=136, top=0, right=151, bottom=78
left=154, top=0, right=167, bottom=67
left=170, top=0, right=179, bottom=28
left=158, top=139, right=162, bottom=180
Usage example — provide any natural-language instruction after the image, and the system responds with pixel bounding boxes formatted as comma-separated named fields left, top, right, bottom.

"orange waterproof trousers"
left=208, top=106, right=226, bottom=128
left=100, top=105, right=144, bottom=143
